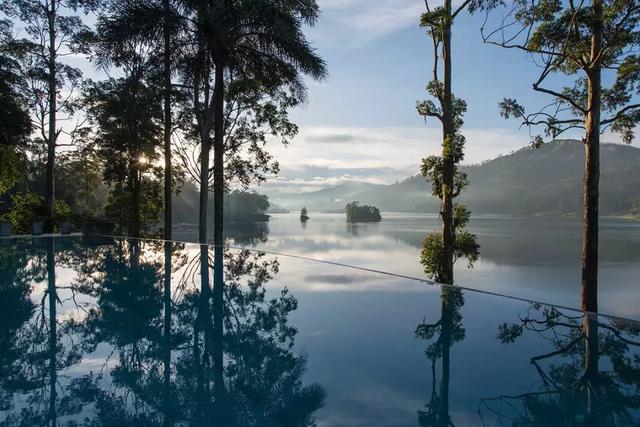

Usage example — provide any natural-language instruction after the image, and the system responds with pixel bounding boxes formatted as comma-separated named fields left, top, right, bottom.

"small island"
left=300, top=206, right=310, bottom=222
left=345, top=201, right=381, bottom=222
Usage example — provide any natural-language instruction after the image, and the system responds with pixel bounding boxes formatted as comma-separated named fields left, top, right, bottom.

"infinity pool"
left=0, top=236, right=638, bottom=426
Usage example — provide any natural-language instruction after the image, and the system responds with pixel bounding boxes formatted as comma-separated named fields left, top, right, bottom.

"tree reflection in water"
left=0, top=238, right=325, bottom=426
left=0, top=237, right=98, bottom=425
left=480, top=305, right=640, bottom=426
left=415, top=287, right=465, bottom=427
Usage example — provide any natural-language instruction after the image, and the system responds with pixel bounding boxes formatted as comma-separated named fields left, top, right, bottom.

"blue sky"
left=263, top=0, right=563, bottom=193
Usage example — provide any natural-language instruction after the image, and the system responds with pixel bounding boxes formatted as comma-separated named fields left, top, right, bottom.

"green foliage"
left=104, top=176, right=164, bottom=236
left=630, top=197, right=640, bottom=217
left=55, top=150, right=108, bottom=222
left=83, top=75, right=162, bottom=185
left=0, top=20, right=32, bottom=149
left=225, top=190, right=270, bottom=222
left=223, top=77, right=307, bottom=189
left=345, top=201, right=381, bottom=222
left=1, top=0, right=95, bottom=146
left=420, top=154, right=469, bottom=199
left=488, top=0, right=640, bottom=145
left=420, top=232, right=445, bottom=281
left=82, top=66, right=164, bottom=236
left=0, top=21, right=31, bottom=201
left=1, top=192, right=44, bottom=233
left=420, top=203, right=479, bottom=282
left=1, top=192, right=70, bottom=233
left=0, top=146, right=25, bottom=197
left=300, top=206, right=309, bottom=221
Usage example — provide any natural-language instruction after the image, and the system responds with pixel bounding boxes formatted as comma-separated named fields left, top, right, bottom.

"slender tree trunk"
left=581, top=0, right=602, bottom=313
left=195, top=0, right=210, bottom=247
left=163, top=0, right=172, bottom=241
left=439, top=290, right=452, bottom=426
left=212, top=63, right=225, bottom=251
left=193, top=246, right=207, bottom=422
left=440, top=0, right=455, bottom=285
left=212, top=241, right=228, bottom=421
left=45, top=0, right=57, bottom=233
left=198, top=139, right=210, bottom=244
left=163, top=241, right=173, bottom=426
left=132, top=167, right=141, bottom=238
left=46, top=238, right=57, bottom=427
left=212, top=59, right=227, bottom=417
left=583, top=314, right=600, bottom=422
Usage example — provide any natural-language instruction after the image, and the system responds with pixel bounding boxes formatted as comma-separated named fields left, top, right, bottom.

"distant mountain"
left=267, top=140, right=640, bottom=215
left=267, top=181, right=387, bottom=212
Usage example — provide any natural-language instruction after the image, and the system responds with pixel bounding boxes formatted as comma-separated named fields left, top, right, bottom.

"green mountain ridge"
left=267, top=140, right=640, bottom=215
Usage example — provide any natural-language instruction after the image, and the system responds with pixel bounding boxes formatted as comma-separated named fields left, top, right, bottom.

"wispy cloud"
left=313, top=0, right=427, bottom=45
left=258, top=125, right=531, bottom=193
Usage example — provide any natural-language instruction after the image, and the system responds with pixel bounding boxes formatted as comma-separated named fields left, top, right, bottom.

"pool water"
left=0, top=236, right=638, bottom=426
left=177, top=213, right=640, bottom=320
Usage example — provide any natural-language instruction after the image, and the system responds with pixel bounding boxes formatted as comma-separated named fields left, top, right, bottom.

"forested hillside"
left=268, top=140, right=640, bottom=215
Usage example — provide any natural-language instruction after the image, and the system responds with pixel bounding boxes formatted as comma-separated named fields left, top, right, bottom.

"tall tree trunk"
left=212, top=241, right=228, bottom=421
left=212, top=63, right=224, bottom=251
left=163, top=241, right=173, bottom=426
left=198, top=138, right=210, bottom=244
left=45, top=0, right=57, bottom=233
left=46, top=238, right=57, bottom=427
left=583, top=314, right=600, bottom=422
left=212, top=60, right=227, bottom=417
left=193, top=246, right=208, bottom=422
left=440, top=0, right=455, bottom=285
left=132, top=167, right=141, bottom=238
left=196, top=7, right=209, bottom=246
left=581, top=0, right=602, bottom=313
left=163, top=0, right=172, bottom=241
left=439, top=290, right=452, bottom=426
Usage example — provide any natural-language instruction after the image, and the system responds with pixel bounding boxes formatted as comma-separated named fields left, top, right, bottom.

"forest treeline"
left=0, top=0, right=325, bottom=245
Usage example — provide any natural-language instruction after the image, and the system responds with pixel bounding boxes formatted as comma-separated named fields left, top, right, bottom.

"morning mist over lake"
left=1, top=0, right=639, bottom=425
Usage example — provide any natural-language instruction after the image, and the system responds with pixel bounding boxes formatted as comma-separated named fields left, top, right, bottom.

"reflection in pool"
left=181, top=213, right=640, bottom=319
left=0, top=236, right=638, bottom=426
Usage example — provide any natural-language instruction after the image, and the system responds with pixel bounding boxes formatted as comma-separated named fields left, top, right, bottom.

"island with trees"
left=300, top=207, right=309, bottom=222
left=345, top=201, right=381, bottom=223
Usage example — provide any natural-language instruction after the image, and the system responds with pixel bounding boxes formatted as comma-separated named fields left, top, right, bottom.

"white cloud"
left=260, top=125, right=531, bottom=192
left=278, top=125, right=529, bottom=165
left=318, top=0, right=364, bottom=9
left=314, top=0, right=428, bottom=45
left=349, top=2, right=424, bottom=40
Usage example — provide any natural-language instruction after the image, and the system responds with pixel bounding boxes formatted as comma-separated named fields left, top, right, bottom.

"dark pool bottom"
left=0, top=236, right=638, bottom=426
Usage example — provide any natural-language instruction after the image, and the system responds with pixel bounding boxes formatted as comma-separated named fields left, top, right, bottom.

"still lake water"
left=178, top=213, right=640, bottom=320
left=1, top=236, right=638, bottom=426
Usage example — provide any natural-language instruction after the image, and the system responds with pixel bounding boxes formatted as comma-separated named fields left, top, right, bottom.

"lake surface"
left=176, top=213, right=640, bottom=320
left=0, top=236, right=638, bottom=426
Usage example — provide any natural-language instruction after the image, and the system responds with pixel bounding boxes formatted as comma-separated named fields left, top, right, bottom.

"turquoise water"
left=0, top=236, right=638, bottom=426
